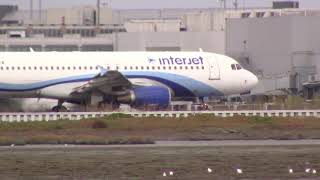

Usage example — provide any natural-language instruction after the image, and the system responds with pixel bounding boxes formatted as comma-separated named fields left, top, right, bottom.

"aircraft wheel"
left=52, top=105, right=68, bottom=112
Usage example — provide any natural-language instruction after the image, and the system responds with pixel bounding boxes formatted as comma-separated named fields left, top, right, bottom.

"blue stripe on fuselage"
left=0, top=71, right=224, bottom=97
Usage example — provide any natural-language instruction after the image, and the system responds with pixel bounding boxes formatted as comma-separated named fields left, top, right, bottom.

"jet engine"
left=117, top=86, right=171, bottom=107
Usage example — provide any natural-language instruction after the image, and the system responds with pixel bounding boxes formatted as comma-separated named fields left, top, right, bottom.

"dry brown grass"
left=0, top=114, right=320, bottom=144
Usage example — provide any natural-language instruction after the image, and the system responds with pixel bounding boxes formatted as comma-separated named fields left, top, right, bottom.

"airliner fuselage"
left=0, top=51, right=258, bottom=110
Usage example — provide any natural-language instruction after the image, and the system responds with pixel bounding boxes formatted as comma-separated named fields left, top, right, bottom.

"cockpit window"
left=236, top=64, right=242, bottom=70
left=231, top=64, right=236, bottom=70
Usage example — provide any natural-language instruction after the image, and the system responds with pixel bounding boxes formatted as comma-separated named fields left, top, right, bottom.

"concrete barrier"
left=0, top=110, right=319, bottom=122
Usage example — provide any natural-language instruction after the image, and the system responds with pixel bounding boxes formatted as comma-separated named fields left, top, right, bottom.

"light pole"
left=97, top=0, right=100, bottom=26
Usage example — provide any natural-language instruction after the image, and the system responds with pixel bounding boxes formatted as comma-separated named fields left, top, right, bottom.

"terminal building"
left=0, top=1, right=320, bottom=102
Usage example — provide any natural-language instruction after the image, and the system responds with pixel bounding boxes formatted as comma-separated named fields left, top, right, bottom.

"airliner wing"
left=72, top=70, right=131, bottom=95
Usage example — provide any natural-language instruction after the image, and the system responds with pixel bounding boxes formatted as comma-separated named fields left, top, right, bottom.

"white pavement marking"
left=312, top=169, right=317, bottom=174
left=237, top=169, right=243, bottom=174
left=289, top=168, right=293, bottom=174
left=162, top=172, right=167, bottom=177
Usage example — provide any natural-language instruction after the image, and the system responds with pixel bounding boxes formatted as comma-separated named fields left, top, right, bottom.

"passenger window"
left=56, top=67, right=59, bottom=70
left=163, top=67, right=166, bottom=70
left=6, top=67, right=9, bottom=70
left=196, top=66, right=199, bottom=70
left=17, top=67, right=20, bottom=70
left=180, top=66, right=183, bottom=70
left=136, top=66, right=138, bottom=70
left=23, top=67, right=26, bottom=70
left=236, top=64, right=242, bottom=70
left=231, top=64, right=236, bottom=70
left=62, top=67, right=65, bottom=70
left=130, top=66, right=133, bottom=70
left=51, top=66, right=54, bottom=70
left=174, top=66, right=177, bottom=70
left=146, top=66, right=149, bottom=70
left=95, top=66, right=99, bottom=70
left=168, top=66, right=171, bottom=70
left=124, top=66, right=127, bottom=70
left=152, top=66, right=155, bottom=70
left=34, top=67, right=37, bottom=70
left=141, top=66, right=144, bottom=70
left=158, top=67, right=160, bottom=70
left=28, top=67, right=31, bottom=70
left=67, top=67, right=71, bottom=70
left=45, top=67, right=48, bottom=70
left=202, top=66, right=205, bottom=70
left=78, top=66, right=81, bottom=70
left=190, top=66, right=193, bottom=70
left=185, top=66, right=188, bottom=70
left=0, top=67, right=3, bottom=70
left=89, top=66, right=92, bottom=70
left=12, top=67, right=15, bottom=70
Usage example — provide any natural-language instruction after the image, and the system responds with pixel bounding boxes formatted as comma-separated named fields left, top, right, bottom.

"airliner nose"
left=248, top=72, right=258, bottom=88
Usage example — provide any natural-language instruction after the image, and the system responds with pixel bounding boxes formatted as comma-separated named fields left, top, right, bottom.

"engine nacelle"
left=117, top=86, right=171, bottom=107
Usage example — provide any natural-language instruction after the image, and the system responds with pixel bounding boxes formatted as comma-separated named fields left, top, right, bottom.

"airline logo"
left=148, top=56, right=204, bottom=65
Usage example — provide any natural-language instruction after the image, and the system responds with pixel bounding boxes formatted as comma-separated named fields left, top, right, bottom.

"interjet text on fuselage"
left=149, top=56, right=204, bottom=65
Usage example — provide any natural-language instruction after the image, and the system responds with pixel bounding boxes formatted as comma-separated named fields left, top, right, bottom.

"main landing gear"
left=52, top=100, right=68, bottom=112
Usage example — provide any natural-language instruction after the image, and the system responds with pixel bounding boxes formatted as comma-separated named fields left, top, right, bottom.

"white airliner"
left=0, top=51, right=258, bottom=111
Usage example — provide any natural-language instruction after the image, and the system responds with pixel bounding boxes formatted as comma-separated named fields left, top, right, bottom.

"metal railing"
left=0, top=110, right=319, bottom=122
